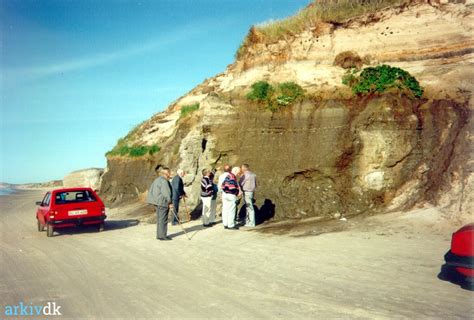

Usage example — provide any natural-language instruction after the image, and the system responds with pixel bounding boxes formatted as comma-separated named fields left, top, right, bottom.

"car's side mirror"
left=35, top=201, right=42, bottom=206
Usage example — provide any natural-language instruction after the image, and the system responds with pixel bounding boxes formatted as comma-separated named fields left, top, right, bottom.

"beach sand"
left=1, top=190, right=472, bottom=318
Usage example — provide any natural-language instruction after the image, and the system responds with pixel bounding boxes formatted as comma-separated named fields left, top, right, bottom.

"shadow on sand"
left=438, top=250, right=473, bottom=291
left=236, top=198, right=275, bottom=226
left=52, top=219, right=139, bottom=237
left=168, top=223, right=218, bottom=240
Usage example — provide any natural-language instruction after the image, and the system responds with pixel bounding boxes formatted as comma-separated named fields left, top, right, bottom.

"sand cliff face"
left=100, top=1, right=473, bottom=223
left=63, top=168, right=104, bottom=190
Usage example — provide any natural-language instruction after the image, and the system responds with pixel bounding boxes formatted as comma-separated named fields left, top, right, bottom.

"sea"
left=0, top=188, right=16, bottom=196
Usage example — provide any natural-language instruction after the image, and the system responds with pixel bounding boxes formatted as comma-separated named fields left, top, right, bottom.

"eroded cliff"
left=100, top=1, right=473, bottom=223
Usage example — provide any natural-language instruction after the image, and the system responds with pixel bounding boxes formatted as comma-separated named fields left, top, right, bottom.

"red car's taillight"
left=49, top=210, right=57, bottom=219
left=101, top=208, right=105, bottom=215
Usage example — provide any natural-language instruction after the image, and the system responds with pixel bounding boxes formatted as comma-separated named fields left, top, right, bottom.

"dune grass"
left=236, top=0, right=415, bottom=59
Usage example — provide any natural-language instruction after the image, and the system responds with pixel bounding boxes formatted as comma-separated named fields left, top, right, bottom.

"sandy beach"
left=0, top=189, right=472, bottom=319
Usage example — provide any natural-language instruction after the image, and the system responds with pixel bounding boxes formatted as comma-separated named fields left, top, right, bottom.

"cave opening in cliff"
left=201, top=138, right=208, bottom=152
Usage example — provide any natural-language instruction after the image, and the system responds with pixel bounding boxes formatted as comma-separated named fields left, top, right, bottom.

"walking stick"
left=182, top=197, right=191, bottom=222
left=171, top=206, right=191, bottom=241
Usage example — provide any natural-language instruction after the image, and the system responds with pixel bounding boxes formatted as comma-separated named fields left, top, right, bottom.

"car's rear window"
left=54, top=190, right=97, bottom=204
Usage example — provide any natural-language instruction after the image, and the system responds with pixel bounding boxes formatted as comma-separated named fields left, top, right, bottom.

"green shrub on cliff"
left=180, top=103, right=200, bottom=118
left=276, top=82, right=305, bottom=106
left=247, top=81, right=274, bottom=102
left=106, top=143, right=160, bottom=158
left=343, top=65, right=424, bottom=98
left=247, top=80, right=305, bottom=112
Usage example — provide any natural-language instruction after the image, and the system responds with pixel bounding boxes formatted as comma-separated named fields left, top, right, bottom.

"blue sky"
left=0, top=0, right=309, bottom=184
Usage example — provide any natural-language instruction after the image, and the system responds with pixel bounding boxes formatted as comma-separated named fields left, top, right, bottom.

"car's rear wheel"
left=37, top=219, right=45, bottom=232
left=46, top=224, right=54, bottom=237
left=98, top=222, right=105, bottom=232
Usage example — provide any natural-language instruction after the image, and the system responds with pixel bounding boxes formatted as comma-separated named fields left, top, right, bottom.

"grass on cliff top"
left=236, top=0, right=415, bottom=58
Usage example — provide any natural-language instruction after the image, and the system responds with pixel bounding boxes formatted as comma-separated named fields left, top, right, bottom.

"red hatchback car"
left=36, top=188, right=106, bottom=237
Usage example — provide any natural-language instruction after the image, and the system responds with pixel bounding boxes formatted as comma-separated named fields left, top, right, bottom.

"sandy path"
left=0, top=190, right=472, bottom=319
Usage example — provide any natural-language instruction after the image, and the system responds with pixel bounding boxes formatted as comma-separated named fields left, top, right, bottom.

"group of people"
left=146, top=164, right=257, bottom=241
left=200, top=164, right=257, bottom=230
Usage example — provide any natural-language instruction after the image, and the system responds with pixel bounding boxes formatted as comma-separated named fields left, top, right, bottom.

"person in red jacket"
left=221, top=167, right=241, bottom=230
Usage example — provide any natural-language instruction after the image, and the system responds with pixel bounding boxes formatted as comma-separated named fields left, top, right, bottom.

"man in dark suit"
left=171, top=169, right=186, bottom=225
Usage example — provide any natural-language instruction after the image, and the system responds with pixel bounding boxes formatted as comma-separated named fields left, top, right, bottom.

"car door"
left=37, top=192, right=51, bottom=225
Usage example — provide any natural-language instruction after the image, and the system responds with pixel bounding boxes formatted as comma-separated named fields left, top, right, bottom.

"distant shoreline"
left=0, top=185, right=53, bottom=197
left=0, top=187, right=16, bottom=196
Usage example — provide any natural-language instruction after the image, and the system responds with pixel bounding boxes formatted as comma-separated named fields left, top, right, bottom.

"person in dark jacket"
left=201, top=168, right=215, bottom=227
left=210, top=170, right=218, bottom=226
left=147, top=167, right=173, bottom=241
left=171, top=169, right=186, bottom=225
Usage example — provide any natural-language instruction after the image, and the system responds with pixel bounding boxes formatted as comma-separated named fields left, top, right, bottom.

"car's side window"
left=42, top=193, right=51, bottom=206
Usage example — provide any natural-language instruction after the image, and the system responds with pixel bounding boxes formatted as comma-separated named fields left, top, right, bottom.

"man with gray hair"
left=240, top=164, right=257, bottom=227
left=171, top=169, right=186, bottom=225
left=147, top=167, right=173, bottom=240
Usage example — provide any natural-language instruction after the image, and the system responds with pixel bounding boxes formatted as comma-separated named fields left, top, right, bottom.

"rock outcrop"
left=63, top=168, right=104, bottom=190
left=100, top=1, right=473, bottom=224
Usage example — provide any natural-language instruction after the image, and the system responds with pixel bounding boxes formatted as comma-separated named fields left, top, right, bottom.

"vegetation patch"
left=180, top=103, right=200, bottom=119
left=107, top=143, right=160, bottom=158
left=246, top=81, right=274, bottom=103
left=342, top=64, right=424, bottom=98
left=236, top=0, right=414, bottom=59
left=247, top=81, right=305, bottom=112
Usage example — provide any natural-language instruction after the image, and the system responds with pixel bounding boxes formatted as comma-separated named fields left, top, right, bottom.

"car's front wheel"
left=37, top=219, right=45, bottom=232
left=46, top=224, right=54, bottom=237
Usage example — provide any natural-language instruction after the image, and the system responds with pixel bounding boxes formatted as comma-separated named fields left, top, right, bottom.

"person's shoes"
left=203, top=224, right=211, bottom=228
left=228, top=226, right=239, bottom=230
left=224, top=226, right=228, bottom=229
left=158, top=237, right=172, bottom=241
left=171, top=222, right=178, bottom=226
left=244, top=224, right=255, bottom=227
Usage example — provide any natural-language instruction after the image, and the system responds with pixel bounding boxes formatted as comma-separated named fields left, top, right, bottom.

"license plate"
left=68, top=209, right=87, bottom=216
